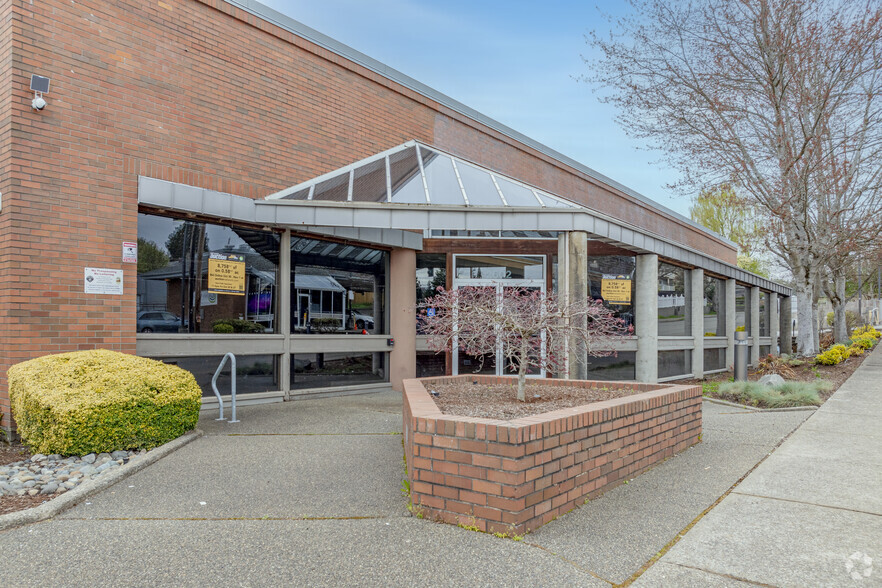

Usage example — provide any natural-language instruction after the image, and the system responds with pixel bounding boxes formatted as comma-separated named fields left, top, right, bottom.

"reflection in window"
left=658, top=263, right=689, bottom=336
left=152, top=355, right=280, bottom=396
left=416, top=351, right=446, bottom=378
left=735, top=285, right=750, bottom=334
left=454, top=255, right=544, bottom=280
left=703, top=276, right=726, bottom=337
left=759, top=292, right=770, bottom=336
left=658, top=350, right=692, bottom=379
left=587, top=256, right=636, bottom=331
left=291, top=237, right=387, bottom=335
left=586, top=352, right=636, bottom=381
left=291, top=352, right=387, bottom=390
left=704, top=347, right=726, bottom=371
left=137, top=213, right=280, bottom=334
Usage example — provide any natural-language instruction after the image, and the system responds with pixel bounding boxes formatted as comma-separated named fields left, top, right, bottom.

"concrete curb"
left=0, top=429, right=203, bottom=533
left=702, top=397, right=818, bottom=413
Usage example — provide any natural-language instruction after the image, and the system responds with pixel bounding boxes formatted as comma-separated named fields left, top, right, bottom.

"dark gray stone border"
left=0, top=429, right=202, bottom=532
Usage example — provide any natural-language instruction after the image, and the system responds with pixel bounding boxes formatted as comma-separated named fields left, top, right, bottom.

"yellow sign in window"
left=601, top=274, right=632, bottom=304
left=207, top=253, right=246, bottom=296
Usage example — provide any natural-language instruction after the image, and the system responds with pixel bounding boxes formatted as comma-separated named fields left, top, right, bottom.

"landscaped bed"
left=689, top=345, right=874, bottom=409
left=403, top=375, right=702, bottom=535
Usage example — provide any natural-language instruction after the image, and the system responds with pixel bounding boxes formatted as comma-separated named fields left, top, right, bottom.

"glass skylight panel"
left=388, top=147, right=426, bottom=203
left=534, top=191, right=574, bottom=208
left=456, top=161, right=503, bottom=206
left=284, top=187, right=311, bottom=200
left=351, top=158, right=387, bottom=202
left=495, top=176, right=541, bottom=207
left=420, top=148, right=464, bottom=205
left=312, top=171, right=349, bottom=202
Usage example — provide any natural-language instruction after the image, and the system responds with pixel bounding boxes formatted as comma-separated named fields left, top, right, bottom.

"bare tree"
left=418, top=287, right=630, bottom=402
left=585, top=0, right=882, bottom=355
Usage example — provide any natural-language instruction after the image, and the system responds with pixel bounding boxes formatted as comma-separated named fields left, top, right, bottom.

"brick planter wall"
left=403, top=375, right=702, bottom=535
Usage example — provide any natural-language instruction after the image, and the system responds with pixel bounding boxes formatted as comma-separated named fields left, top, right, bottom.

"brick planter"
left=403, top=375, right=702, bottom=535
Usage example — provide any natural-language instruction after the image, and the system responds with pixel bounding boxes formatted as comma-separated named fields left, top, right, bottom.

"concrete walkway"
left=2, top=361, right=869, bottom=586
left=636, top=345, right=882, bottom=586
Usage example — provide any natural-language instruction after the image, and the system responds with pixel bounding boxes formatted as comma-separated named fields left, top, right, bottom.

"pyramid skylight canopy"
left=265, top=141, right=579, bottom=209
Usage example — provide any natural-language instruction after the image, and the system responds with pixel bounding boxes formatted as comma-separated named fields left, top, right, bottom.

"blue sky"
left=257, top=0, right=689, bottom=217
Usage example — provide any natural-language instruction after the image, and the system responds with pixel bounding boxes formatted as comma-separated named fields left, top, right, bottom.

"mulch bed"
left=0, top=442, right=46, bottom=517
left=430, top=382, right=647, bottom=420
left=683, top=351, right=870, bottom=407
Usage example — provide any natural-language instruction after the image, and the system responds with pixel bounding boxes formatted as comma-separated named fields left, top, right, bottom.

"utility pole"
left=858, top=260, right=863, bottom=326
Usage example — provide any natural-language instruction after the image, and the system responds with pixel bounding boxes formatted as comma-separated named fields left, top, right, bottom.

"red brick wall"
left=403, top=375, right=702, bottom=534
left=0, top=0, right=730, bottom=431
left=0, top=0, right=13, bottom=424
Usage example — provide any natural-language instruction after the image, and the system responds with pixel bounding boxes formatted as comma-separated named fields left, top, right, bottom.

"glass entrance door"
left=451, top=255, right=546, bottom=377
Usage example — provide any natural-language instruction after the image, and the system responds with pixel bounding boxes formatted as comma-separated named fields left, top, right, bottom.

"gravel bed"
left=0, top=450, right=146, bottom=498
left=429, top=382, right=646, bottom=420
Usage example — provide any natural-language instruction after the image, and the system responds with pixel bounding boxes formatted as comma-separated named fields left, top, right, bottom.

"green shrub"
left=8, top=349, right=201, bottom=455
left=718, top=380, right=827, bottom=408
left=814, top=344, right=851, bottom=366
left=849, top=335, right=876, bottom=350
left=827, top=310, right=858, bottom=330
left=211, top=319, right=264, bottom=333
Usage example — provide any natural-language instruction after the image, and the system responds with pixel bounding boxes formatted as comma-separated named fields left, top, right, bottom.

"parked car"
left=350, top=310, right=374, bottom=330
left=137, top=310, right=185, bottom=333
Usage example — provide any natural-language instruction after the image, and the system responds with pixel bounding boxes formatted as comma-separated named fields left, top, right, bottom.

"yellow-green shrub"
left=849, top=345, right=865, bottom=356
left=853, top=325, right=881, bottom=339
left=814, top=344, right=851, bottom=366
left=850, top=335, right=876, bottom=350
left=8, top=350, right=201, bottom=455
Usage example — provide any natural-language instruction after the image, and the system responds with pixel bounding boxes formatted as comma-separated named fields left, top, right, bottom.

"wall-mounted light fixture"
left=30, top=74, right=51, bottom=111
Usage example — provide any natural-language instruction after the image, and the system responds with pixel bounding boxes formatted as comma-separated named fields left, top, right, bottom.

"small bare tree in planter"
left=419, top=286, right=632, bottom=402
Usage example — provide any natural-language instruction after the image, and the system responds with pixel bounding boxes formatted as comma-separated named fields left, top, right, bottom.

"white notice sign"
left=84, top=267, right=124, bottom=295
left=122, top=241, right=137, bottom=264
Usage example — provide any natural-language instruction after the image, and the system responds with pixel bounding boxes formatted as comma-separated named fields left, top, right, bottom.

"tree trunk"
left=794, top=270, right=817, bottom=356
left=517, top=338, right=530, bottom=402
left=831, top=273, right=848, bottom=343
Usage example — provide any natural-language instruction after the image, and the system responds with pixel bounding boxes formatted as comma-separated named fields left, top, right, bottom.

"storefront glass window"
left=703, top=276, right=726, bottom=337
left=454, top=255, right=544, bottom=280
left=291, top=237, right=387, bottom=334
left=152, top=355, right=280, bottom=396
left=291, top=352, right=387, bottom=390
left=658, top=350, right=692, bottom=379
left=587, top=255, right=636, bottom=331
left=735, top=285, right=750, bottom=334
left=137, top=213, right=280, bottom=334
left=759, top=291, right=770, bottom=336
left=658, top=263, right=689, bottom=336
left=586, top=352, right=636, bottom=381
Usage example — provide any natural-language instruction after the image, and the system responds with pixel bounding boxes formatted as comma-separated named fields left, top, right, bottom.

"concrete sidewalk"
left=637, top=345, right=882, bottom=586
left=0, top=382, right=818, bottom=586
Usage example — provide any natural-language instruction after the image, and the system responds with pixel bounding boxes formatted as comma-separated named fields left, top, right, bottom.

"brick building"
left=0, top=0, right=790, bottom=435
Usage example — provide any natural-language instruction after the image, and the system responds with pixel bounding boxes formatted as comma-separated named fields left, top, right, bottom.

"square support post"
left=750, top=286, right=761, bottom=366
left=780, top=295, right=793, bottom=355
left=690, top=268, right=704, bottom=379
left=567, top=231, right=589, bottom=380
left=726, top=279, right=736, bottom=369
left=635, top=254, right=658, bottom=383
left=279, top=230, right=291, bottom=399
left=390, top=248, right=416, bottom=391
left=769, top=292, right=779, bottom=355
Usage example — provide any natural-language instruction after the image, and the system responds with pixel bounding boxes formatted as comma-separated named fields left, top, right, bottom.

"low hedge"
left=815, top=344, right=851, bottom=366
left=8, top=349, right=201, bottom=455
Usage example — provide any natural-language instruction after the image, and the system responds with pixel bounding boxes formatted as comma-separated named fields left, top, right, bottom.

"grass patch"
left=717, top=380, right=831, bottom=408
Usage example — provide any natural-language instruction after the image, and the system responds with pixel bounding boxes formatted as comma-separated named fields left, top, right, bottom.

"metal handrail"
left=211, top=353, right=239, bottom=423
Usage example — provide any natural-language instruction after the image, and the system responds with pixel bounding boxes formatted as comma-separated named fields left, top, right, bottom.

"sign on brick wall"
left=84, top=267, right=124, bottom=295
